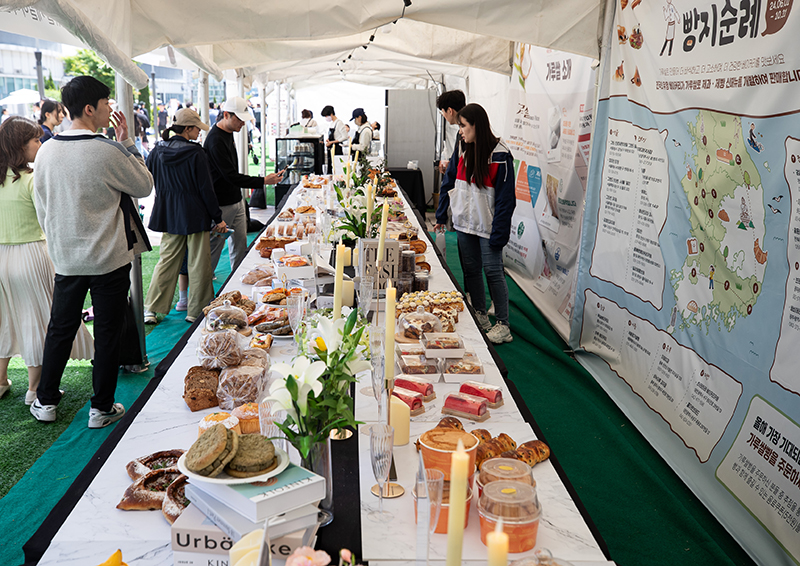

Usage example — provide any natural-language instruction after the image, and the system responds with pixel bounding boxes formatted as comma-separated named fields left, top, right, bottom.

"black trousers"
left=38, top=264, right=131, bottom=411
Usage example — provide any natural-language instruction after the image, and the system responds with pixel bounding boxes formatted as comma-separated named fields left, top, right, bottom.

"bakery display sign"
left=359, top=238, right=400, bottom=291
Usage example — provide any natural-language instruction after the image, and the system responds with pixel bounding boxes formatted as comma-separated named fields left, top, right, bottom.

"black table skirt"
left=388, top=168, right=426, bottom=212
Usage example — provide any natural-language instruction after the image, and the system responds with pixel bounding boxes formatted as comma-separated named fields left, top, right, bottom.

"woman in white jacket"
left=434, top=103, right=516, bottom=344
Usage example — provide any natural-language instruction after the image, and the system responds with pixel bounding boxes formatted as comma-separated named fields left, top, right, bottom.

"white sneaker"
left=475, top=312, right=492, bottom=331
left=26, top=389, right=63, bottom=406
left=488, top=302, right=496, bottom=316
left=30, top=399, right=57, bottom=422
left=185, top=315, right=197, bottom=323
left=88, top=403, right=126, bottom=428
left=486, top=323, right=513, bottom=344
left=144, top=311, right=158, bottom=324
left=175, top=298, right=188, bottom=311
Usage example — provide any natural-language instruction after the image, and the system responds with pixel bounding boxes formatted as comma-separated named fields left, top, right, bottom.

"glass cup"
left=358, top=276, right=375, bottom=322
left=287, top=294, right=306, bottom=345
left=369, top=424, right=395, bottom=522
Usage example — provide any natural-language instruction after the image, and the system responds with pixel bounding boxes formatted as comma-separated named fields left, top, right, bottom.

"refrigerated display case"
left=275, top=136, right=325, bottom=182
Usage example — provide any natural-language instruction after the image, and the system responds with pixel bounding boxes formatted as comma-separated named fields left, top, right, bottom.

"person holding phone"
left=204, top=97, right=283, bottom=272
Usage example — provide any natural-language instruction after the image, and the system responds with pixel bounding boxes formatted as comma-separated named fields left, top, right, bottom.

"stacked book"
left=172, top=463, right=326, bottom=565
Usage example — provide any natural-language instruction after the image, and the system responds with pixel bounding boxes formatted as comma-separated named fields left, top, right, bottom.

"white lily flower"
left=310, top=315, right=346, bottom=354
left=270, top=357, right=327, bottom=417
left=346, top=359, right=373, bottom=375
left=265, top=379, right=298, bottom=422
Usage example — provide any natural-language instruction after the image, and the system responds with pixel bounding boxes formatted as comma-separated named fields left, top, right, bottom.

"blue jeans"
left=456, top=231, right=509, bottom=325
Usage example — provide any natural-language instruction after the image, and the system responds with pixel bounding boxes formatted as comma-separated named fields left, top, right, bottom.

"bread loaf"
left=117, top=468, right=183, bottom=511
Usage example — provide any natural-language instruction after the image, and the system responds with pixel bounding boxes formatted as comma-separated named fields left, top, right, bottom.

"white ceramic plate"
left=177, top=446, right=289, bottom=485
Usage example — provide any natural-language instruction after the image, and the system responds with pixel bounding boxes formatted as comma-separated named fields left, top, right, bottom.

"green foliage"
left=44, top=71, right=56, bottom=90
left=44, top=88, right=61, bottom=101
left=62, top=49, right=116, bottom=98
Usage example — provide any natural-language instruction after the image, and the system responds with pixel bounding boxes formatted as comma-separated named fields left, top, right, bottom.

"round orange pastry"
left=198, top=412, right=241, bottom=437
left=231, top=403, right=261, bottom=434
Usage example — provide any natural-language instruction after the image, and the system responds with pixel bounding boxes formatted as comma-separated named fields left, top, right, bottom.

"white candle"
left=389, top=395, right=410, bottom=445
left=333, top=244, right=346, bottom=318
left=365, top=185, right=374, bottom=236
left=384, top=283, right=395, bottom=382
left=486, top=518, right=509, bottom=566
left=445, top=439, right=469, bottom=566
left=376, top=198, right=389, bottom=262
left=342, top=280, right=355, bottom=307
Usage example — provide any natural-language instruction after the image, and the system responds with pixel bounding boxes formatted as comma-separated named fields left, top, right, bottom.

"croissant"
left=470, top=428, right=492, bottom=445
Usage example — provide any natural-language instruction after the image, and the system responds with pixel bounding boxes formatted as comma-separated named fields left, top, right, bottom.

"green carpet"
left=439, top=231, right=756, bottom=566
left=0, top=232, right=257, bottom=566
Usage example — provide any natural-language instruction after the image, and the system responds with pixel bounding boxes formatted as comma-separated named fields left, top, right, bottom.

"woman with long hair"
left=0, top=116, right=93, bottom=402
left=38, top=99, right=64, bottom=143
left=143, top=108, right=226, bottom=324
left=434, top=103, right=516, bottom=344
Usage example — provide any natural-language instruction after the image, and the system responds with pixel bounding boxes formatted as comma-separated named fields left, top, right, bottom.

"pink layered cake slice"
left=459, top=380, right=503, bottom=407
left=395, top=376, right=435, bottom=401
left=392, top=387, right=425, bottom=415
left=442, top=392, right=490, bottom=422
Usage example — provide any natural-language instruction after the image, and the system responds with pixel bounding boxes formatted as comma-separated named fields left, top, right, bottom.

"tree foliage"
left=62, top=49, right=115, bottom=98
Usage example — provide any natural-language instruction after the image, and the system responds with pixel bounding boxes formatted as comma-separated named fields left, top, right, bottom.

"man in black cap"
left=350, top=108, right=373, bottom=155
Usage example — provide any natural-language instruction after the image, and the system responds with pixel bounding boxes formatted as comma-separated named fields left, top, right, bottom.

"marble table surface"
left=37, top=184, right=609, bottom=565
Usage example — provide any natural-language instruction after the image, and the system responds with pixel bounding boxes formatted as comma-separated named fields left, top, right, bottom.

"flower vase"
left=301, top=437, right=334, bottom=526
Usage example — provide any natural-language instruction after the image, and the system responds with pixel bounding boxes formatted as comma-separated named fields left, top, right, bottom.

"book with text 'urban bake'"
left=187, top=462, right=325, bottom=522
left=184, top=484, right=320, bottom=542
left=172, top=502, right=315, bottom=554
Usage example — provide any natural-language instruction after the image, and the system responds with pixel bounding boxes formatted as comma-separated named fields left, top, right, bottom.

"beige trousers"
left=145, top=232, right=214, bottom=319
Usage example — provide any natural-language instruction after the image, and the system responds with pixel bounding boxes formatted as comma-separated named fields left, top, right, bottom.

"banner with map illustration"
left=572, top=0, right=800, bottom=563
left=502, top=44, right=596, bottom=339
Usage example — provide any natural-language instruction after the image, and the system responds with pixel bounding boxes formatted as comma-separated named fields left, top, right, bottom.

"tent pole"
left=115, top=73, right=149, bottom=372
left=35, top=51, right=45, bottom=99
left=236, top=69, right=247, bottom=177
left=259, top=81, right=267, bottom=176
left=151, top=71, right=157, bottom=134
left=198, top=70, right=210, bottom=141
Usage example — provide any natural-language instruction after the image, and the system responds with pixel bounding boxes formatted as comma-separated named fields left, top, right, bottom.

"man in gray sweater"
left=32, top=76, right=153, bottom=428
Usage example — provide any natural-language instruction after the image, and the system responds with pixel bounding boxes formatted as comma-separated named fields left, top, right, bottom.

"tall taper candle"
left=376, top=198, right=389, bottom=262
left=445, top=439, right=469, bottom=566
left=384, top=282, right=395, bottom=382
left=365, top=185, right=374, bottom=236
left=333, top=243, right=346, bottom=318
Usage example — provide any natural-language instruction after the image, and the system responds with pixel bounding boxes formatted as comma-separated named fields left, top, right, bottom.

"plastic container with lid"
left=397, top=306, right=441, bottom=341
left=476, top=458, right=534, bottom=497
left=478, top=480, right=542, bottom=553
left=396, top=273, right=414, bottom=298
left=400, top=250, right=416, bottom=273
left=413, top=272, right=430, bottom=292
left=205, top=300, right=248, bottom=333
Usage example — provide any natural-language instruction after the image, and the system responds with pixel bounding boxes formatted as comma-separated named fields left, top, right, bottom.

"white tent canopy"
left=1, top=0, right=605, bottom=90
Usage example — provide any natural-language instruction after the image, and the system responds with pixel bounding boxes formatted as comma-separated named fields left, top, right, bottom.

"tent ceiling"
left=3, top=0, right=604, bottom=89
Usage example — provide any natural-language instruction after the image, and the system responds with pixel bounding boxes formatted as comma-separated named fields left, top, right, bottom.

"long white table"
left=36, top=184, right=613, bottom=566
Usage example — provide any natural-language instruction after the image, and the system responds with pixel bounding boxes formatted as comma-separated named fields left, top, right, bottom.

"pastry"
left=242, top=268, right=272, bottom=285
left=225, top=434, right=277, bottom=478
left=441, top=392, right=489, bottom=422
left=517, top=440, right=551, bottom=465
left=394, top=376, right=434, bottom=400
left=162, top=474, right=190, bottom=524
left=117, top=467, right=183, bottom=510
left=183, top=366, right=220, bottom=412
left=126, top=449, right=185, bottom=481
left=183, top=387, right=218, bottom=412
left=409, top=239, right=427, bottom=254
left=198, top=412, right=241, bottom=436
left=425, top=336, right=462, bottom=349
left=197, top=329, right=243, bottom=370
left=231, top=402, right=261, bottom=434
left=470, top=428, right=492, bottom=445
left=400, top=355, right=438, bottom=375
left=392, top=386, right=424, bottom=413
left=460, top=381, right=502, bottom=406
left=249, top=333, right=274, bottom=352
left=437, top=416, right=464, bottom=430
left=185, top=423, right=240, bottom=478
left=217, top=366, right=263, bottom=410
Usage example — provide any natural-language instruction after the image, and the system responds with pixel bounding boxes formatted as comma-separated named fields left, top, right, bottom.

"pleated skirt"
left=0, top=240, right=94, bottom=366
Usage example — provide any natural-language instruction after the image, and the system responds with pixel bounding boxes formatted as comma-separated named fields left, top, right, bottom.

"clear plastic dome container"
left=478, top=480, right=542, bottom=553
left=397, top=306, right=441, bottom=340
left=205, top=300, right=248, bottom=332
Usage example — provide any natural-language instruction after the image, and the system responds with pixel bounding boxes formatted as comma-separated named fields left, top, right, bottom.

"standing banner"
left=573, top=0, right=800, bottom=562
left=503, top=44, right=596, bottom=339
